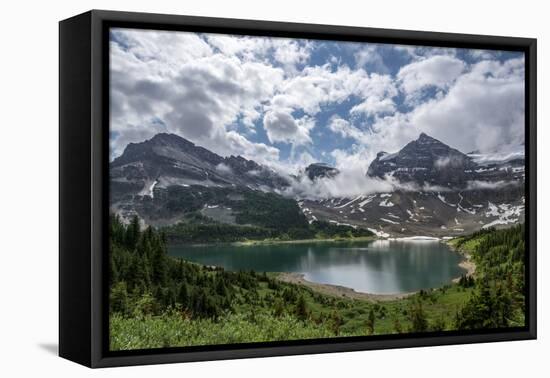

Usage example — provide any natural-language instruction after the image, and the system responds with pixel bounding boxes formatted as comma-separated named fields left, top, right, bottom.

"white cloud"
left=110, top=30, right=286, bottom=161
left=272, top=64, right=366, bottom=115
left=206, top=34, right=312, bottom=73
left=393, top=45, right=458, bottom=61
left=355, top=72, right=398, bottom=99
left=358, top=57, right=525, bottom=156
left=273, top=39, right=312, bottom=72
left=397, top=55, right=466, bottom=97
left=328, top=115, right=367, bottom=142
left=351, top=73, right=398, bottom=116
left=287, top=169, right=395, bottom=199
left=215, top=163, right=233, bottom=174
left=467, top=49, right=501, bottom=61
left=466, top=180, right=519, bottom=190
left=263, top=110, right=314, bottom=145
left=110, top=28, right=213, bottom=78
left=350, top=97, right=395, bottom=116
left=284, top=146, right=424, bottom=199
left=409, top=57, right=525, bottom=152
left=268, top=66, right=398, bottom=140
left=110, top=28, right=525, bottom=180
left=354, top=45, right=389, bottom=73
left=205, top=34, right=271, bottom=58
left=283, top=145, right=397, bottom=199
left=211, top=130, right=281, bottom=166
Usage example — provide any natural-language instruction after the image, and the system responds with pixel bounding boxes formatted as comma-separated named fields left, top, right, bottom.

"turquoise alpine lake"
left=168, top=240, right=466, bottom=294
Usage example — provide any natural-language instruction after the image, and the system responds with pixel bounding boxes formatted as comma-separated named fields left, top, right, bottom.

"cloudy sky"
left=109, top=28, right=525, bottom=177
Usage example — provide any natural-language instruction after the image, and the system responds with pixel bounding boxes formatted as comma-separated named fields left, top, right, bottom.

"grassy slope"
left=111, top=312, right=335, bottom=350
left=157, top=186, right=374, bottom=244
left=111, top=277, right=473, bottom=350
left=111, top=224, right=524, bottom=350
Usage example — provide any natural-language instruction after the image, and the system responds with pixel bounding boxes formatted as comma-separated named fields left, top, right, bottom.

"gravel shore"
left=276, top=272, right=415, bottom=302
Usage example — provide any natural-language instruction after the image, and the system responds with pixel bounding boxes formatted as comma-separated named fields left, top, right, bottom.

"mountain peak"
left=112, top=132, right=221, bottom=170
left=308, top=162, right=332, bottom=168
left=149, top=132, right=194, bottom=147
left=416, top=132, right=440, bottom=144
left=110, top=132, right=290, bottom=198
left=367, top=133, right=476, bottom=188
left=305, top=163, right=339, bottom=181
left=402, top=132, right=459, bottom=156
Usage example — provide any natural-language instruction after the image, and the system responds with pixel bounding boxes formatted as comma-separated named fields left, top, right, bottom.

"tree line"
left=163, top=218, right=373, bottom=244
left=110, top=214, right=349, bottom=321
left=453, top=224, right=525, bottom=329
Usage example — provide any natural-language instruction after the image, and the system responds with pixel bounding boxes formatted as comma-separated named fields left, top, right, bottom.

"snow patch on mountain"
left=483, top=202, right=524, bottom=229
left=437, top=193, right=456, bottom=207
left=359, top=195, right=377, bottom=207
left=379, top=199, right=395, bottom=207
left=368, top=228, right=390, bottom=238
left=149, top=180, right=158, bottom=198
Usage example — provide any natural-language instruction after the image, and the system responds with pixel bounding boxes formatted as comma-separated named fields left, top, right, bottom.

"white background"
left=0, top=0, right=546, bottom=376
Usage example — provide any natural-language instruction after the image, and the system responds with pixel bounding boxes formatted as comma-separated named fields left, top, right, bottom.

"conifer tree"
left=366, top=308, right=375, bottom=335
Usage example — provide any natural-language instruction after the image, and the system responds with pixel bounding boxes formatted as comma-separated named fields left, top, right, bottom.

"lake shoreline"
left=446, top=241, right=477, bottom=283
left=231, top=235, right=376, bottom=247
left=170, top=237, right=469, bottom=300
left=168, top=235, right=377, bottom=248
left=276, top=272, right=416, bottom=302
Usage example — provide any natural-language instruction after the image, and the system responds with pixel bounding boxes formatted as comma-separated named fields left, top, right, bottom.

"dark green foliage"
left=295, top=295, right=309, bottom=320
left=142, top=185, right=309, bottom=230
left=126, top=216, right=140, bottom=250
left=163, top=222, right=278, bottom=243
left=453, top=227, right=496, bottom=249
left=430, top=316, right=447, bottom=332
left=329, top=311, right=343, bottom=336
left=454, top=224, right=525, bottom=329
left=110, top=282, right=130, bottom=316
left=407, top=299, right=429, bottom=332
left=455, top=278, right=515, bottom=329
left=110, top=214, right=245, bottom=319
left=273, top=298, right=285, bottom=317
left=233, top=190, right=307, bottom=230
left=366, top=308, right=375, bottom=335
left=309, top=220, right=373, bottom=239
left=163, top=219, right=373, bottom=244
left=109, top=214, right=369, bottom=325
left=458, top=275, right=475, bottom=288
left=144, top=185, right=373, bottom=244
left=109, top=213, right=525, bottom=350
left=392, top=317, right=402, bottom=333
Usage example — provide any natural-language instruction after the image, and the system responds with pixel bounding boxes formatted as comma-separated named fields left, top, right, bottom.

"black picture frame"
left=59, top=9, right=537, bottom=368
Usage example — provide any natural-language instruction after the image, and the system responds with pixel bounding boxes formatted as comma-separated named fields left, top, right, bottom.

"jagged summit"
left=367, top=133, right=476, bottom=188
left=366, top=132, right=525, bottom=189
left=150, top=132, right=189, bottom=143
left=305, top=163, right=339, bottom=180
left=110, top=133, right=289, bottom=202
left=417, top=132, right=431, bottom=140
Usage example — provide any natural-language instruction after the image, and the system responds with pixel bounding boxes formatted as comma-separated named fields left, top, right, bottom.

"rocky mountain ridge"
left=110, top=132, right=525, bottom=237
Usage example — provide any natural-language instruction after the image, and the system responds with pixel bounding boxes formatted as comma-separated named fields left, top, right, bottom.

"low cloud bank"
left=279, top=168, right=520, bottom=200
left=280, top=167, right=455, bottom=200
left=465, top=180, right=521, bottom=190
left=283, top=168, right=394, bottom=199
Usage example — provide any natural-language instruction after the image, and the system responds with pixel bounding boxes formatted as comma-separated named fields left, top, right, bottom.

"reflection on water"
left=168, top=240, right=465, bottom=294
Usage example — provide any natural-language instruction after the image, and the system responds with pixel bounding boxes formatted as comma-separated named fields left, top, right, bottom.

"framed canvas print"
left=59, top=10, right=537, bottom=368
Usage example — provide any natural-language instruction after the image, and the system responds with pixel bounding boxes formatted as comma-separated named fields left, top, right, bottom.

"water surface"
left=168, top=240, right=465, bottom=294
